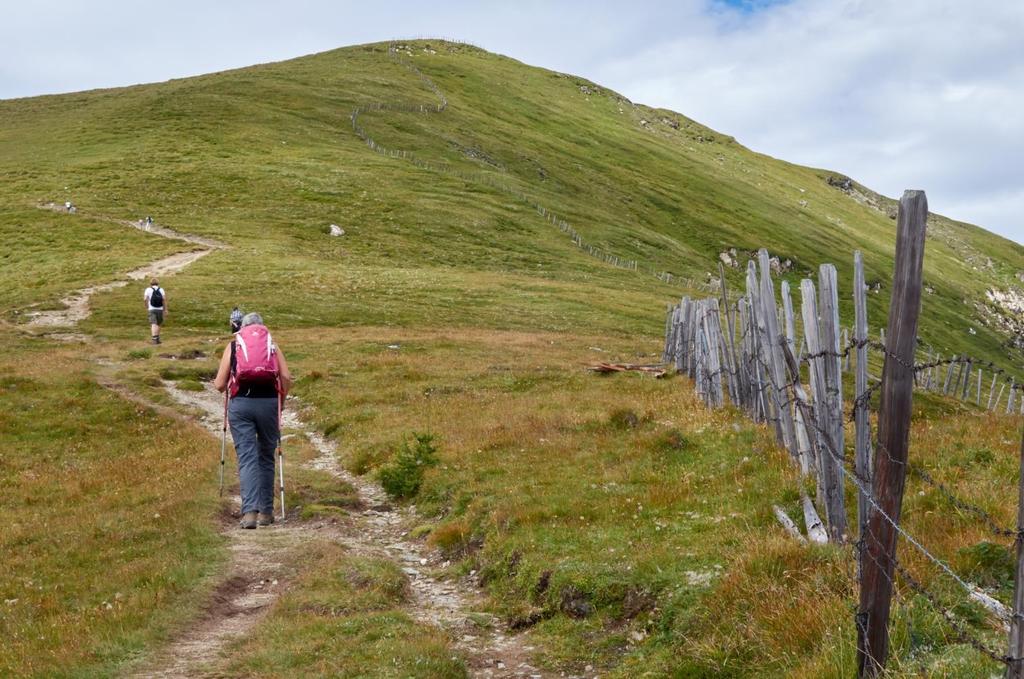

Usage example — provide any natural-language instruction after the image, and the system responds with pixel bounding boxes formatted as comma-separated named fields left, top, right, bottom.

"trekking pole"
left=219, top=390, right=228, bottom=496
left=277, top=391, right=286, bottom=520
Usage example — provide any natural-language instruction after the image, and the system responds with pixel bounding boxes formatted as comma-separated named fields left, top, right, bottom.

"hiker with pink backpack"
left=213, top=312, right=293, bottom=529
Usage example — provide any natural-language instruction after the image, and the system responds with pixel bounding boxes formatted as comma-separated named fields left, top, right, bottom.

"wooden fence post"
left=801, top=278, right=841, bottom=534
left=857, top=190, right=928, bottom=678
left=819, top=263, right=846, bottom=541
left=943, top=356, right=956, bottom=395
left=759, top=249, right=798, bottom=458
left=854, top=251, right=872, bottom=554
left=844, top=328, right=851, bottom=372
left=778, top=338, right=829, bottom=544
left=676, top=299, right=691, bottom=373
left=781, top=280, right=797, bottom=351
left=951, top=359, right=964, bottom=398
left=738, top=297, right=755, bottom=416
left=719, top=262, right=743, bottom=406
left=707, top=298, right=725, bottom=407
left=1006, top=424, right=1024, bottom=678
left=783, top=280, right=813, bottom=475
left=663, top=304, right=675, bottom=363
left=961, top=359, right=972, bottom=400
left=748, top=261, right=778, bottom=433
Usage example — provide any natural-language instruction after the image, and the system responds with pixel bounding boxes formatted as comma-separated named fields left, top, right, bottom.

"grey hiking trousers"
left=228, top=396, right=279, bottom=515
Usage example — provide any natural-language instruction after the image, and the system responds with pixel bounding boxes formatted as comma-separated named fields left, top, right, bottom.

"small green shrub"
left=126, top=349, right=151, bottom=360
left=378, top=433, right=439, bottom=500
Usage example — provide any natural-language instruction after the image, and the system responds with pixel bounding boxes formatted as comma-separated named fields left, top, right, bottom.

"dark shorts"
left=148, top=309, right=164, bottom=325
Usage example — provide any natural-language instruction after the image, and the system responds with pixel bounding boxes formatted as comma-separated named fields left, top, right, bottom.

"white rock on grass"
left=329, top=224, right=344, bottom=237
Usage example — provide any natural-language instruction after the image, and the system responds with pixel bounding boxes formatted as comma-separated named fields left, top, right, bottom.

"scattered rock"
left=827, top=175, right=853, bottom=192
left=986, top=287, right=1024, bottom=315
left=329, top=224, right=344, bottom=237
left=560, top=586, right=593, bottom=619
left=620, top=587, right=656, bottom=621
left=684, top=569, right=718, bottom=587
left=768, top=256, right=793, bottom=275
left=534, top=570, right=552, bottom=596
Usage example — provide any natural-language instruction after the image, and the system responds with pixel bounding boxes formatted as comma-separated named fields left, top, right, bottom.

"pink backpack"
left=230, top=324, right=280, bottom=397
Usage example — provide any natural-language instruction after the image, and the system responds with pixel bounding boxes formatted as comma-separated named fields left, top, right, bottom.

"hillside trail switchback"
left=21, top=205, right=558, bottom=678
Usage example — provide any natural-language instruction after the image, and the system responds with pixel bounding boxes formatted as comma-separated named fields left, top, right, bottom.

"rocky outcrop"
left=978, top=287, right=1024, bottom=348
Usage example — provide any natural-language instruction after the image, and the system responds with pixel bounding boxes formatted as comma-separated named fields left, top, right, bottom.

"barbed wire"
left=908, top=465, right=1019, bottom=539
left=662, top=267, right=1024, bottom=669
left=858, top=520, right=1015, bottom=665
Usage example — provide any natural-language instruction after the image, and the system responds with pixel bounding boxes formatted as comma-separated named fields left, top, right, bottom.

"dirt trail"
left=26, top=206, right=225, bottom=331
left=148, top=381, right=555, bottom=678
left=25, top=206, right=554, bottom=678
left=26, top=250, right=213, bottom=329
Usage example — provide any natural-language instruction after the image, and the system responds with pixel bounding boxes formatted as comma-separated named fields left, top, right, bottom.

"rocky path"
left=151, top=381, right=553, bottom=678
left=26, top=204, right=226, bottom=333
left=24, top=206, right=555, bottom=678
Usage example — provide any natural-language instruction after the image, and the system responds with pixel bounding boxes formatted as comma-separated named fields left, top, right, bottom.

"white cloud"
left=1, top=0, right=1021, bottom=242
left=587, top=0, right=1024, bottom=242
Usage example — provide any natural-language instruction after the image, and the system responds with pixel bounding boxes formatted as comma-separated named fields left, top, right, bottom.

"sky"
left=2, top=0, right=1022, bottom=243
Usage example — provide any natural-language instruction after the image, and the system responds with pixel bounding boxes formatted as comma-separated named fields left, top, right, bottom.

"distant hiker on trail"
left=146, top=216, right=153, bottom=226
left=230, top=307, right=244, bottom=334
left=143, top=278, right=166, bottom=344
left=64, top=201, right=76, bottom=214
left=213, top=313, right=293, bottom=529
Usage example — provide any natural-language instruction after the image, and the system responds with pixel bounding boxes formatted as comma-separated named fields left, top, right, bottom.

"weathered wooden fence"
left=661, top=191, right=1024, bottom=676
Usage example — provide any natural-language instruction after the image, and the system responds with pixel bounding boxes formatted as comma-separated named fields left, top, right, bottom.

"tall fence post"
left=819, top=263, right=847, bottom=541
left=719, top=262, right=743, bottom=406
left=748, top=261, right=778, bottom=435
left=1007, top=423, right=1024, bottom=678
left=783, top=280, right=813, bottom=475
left=857, top=190, right=928, bottom=678
left=854, top=251, right=872, bottom=559
left=759, top=249, right=798, bottom=459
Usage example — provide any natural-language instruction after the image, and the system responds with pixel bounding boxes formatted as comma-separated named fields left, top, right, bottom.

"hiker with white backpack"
left=143, top=278, right=167, bottom=344
left=213, top=312, right=293, bottom=529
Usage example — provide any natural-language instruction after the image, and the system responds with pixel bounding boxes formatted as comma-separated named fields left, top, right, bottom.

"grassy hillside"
left=1, top=39, right=1022, bottom=677
left=2, top=40, right=1022, bottom=359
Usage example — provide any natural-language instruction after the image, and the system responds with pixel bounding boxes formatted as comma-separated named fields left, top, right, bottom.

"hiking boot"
left=239, top=511, right=257, bottom=529
left=257, top=512, right=275, bottom=526
left=151, top=336, right=160, bottom=345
